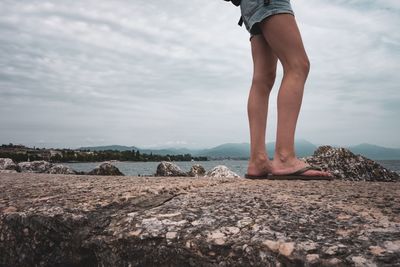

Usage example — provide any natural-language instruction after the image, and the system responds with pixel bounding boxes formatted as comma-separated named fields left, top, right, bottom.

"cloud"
left=0, top=0, right=399, bottom=148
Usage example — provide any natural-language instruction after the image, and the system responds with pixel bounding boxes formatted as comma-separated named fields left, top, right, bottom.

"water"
left=376, top=160, right=400, bottom=173
left=64, top=159, right=400, bottom=177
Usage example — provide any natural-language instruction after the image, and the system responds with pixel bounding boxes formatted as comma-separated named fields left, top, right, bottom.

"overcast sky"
left=0, top=0, right=399, bottom=149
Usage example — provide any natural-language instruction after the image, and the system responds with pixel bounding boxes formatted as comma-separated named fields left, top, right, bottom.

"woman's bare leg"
left=258, top=14, right=332, bottom=177
left=246, top=34, right=277, bottom=176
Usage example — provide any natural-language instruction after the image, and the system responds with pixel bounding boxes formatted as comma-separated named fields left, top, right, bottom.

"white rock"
left=383, top=240, right=400, bottom=252
left=0, top=158, right=17, bottom=170
left=47, top=164, right=76, bottom=174
left=206, top=165, right=240, bottom=178
left=166, top=232, right=177, bottom=239
left=18, top=161, right=53, bottom=173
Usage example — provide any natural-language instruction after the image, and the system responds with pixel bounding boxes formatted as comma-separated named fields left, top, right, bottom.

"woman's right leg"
left=247, top=34, right=278, bottom=176
left=258, top=14, right=332, bottom=177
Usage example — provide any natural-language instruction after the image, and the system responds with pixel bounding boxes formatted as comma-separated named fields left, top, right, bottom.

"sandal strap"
left=291, top=165, right=322, bottom=175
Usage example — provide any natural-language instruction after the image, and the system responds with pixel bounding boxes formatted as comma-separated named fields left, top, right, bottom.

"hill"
left=78, top=141, right=400, bottom=160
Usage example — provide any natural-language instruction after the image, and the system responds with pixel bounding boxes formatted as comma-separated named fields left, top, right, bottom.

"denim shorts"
left=240, top=0, right=295, bottom=41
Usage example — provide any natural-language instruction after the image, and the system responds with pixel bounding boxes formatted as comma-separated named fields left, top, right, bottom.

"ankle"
left=273, top=150, right=296, bottom=163
left=249, top=152, right=269, bottom=162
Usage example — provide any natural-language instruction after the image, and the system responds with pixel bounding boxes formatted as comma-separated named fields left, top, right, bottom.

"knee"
left=251, top=70, right=277, bottom=91
left=284, top=57, right=310, bottom=79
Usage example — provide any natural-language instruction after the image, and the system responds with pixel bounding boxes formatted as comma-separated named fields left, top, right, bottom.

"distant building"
left=49, top=150, right=63, bottom=157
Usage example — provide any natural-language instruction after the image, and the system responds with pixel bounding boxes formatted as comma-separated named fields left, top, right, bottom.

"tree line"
left=53, top=150, right=208, bottom=162
left=0, top=147, right=208, bottom=163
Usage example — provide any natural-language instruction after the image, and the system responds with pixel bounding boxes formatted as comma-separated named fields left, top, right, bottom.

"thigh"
left=251, top=34, right=278, bottom=83
left=258, top=14, right=308, bottom=69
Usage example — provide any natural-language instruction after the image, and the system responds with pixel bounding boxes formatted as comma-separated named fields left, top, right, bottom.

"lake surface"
left=64, top=160, right=400, bottom=177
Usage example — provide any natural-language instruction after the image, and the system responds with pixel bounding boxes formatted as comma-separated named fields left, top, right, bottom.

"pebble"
left=237, top=217, right=253, bottom=228
left=279, top=242, right=295, bottom=257
left=128, top=229, right=142, bottom=237
left=306, top=254, right=319, bottom=263
left=185, top=240, right=193, bottom=248
left=297, top=241, right=318, bottom=252
left=208, top=231, right=225, bottom=240
left=262, top=240, right=295, bottom=257
left=214, top=238, right=225, bottom=245
left=326, top=258, right=342, bottom=265
left=225, top=226, right=240, bottom=235
left=166, top=232, right=177, bottom=239
left=127, top=212, right=138, bottom=217
left=383, top=240, right=400, bottom=252
left=262, top=240, right=280, bottom=252
left=351, top=256, right=377, bottom=267
left=369, top=246, right=385, bottom=256
left=23, top=228, right=29, bottom=236
left=324, top=245, right=339, bottom=255
left=3, top=206, right=17, bottom=213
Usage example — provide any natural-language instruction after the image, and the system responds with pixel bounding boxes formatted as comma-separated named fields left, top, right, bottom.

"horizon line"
left=2, top=141, right=400, bottom=150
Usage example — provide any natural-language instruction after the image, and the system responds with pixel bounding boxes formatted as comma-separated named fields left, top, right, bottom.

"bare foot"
left=247, top=154, right=273, bottom=176
left=272, top=156, right=333, bottom=177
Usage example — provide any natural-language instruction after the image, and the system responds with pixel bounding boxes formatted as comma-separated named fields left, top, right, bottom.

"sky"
left=0, top=0, right=399, bottom=149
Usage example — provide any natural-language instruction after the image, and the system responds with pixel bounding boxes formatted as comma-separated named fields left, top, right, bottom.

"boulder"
left=303, top=146, right=399, bottom=182
left=187, top=164, right=206, bottom=177
left=0, top=158, right=17, bottom=171
left=17, top=161, right=53, bottom=173
left=87, top=162, right=124, bottom=176
left=47, top=165, right=77, bottom=175
left=155, top=161, right=187, bottom=177
left=206, top=165, right=240, bottom=178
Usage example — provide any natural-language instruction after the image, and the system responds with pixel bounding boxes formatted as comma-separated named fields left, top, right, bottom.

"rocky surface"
left=87, top=162, right=124, bottom=176
left=1, top=173, right=399, bottom=266
left=303, top=146, right=399, bottom=182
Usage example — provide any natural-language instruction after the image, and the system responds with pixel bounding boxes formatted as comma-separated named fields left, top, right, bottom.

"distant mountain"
left=192, top=143, right=250, bottom=159
left=190, top=139, right=316, bottom=159
left=78, top=139, right=317, bottom=159
left=78, top=141, right=400, bottom=160
left=347, top=143, right=400, bottom=160
left=79, top=145, right=139, bottom=151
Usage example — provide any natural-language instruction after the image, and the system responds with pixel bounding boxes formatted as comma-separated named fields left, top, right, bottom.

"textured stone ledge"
left=1, top=173, right=399, bottom=266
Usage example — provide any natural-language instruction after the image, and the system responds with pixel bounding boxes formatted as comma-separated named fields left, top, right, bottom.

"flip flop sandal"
left=268, top=165, right=334, bottom=180
left=244, top=171, right=271, bottom=179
